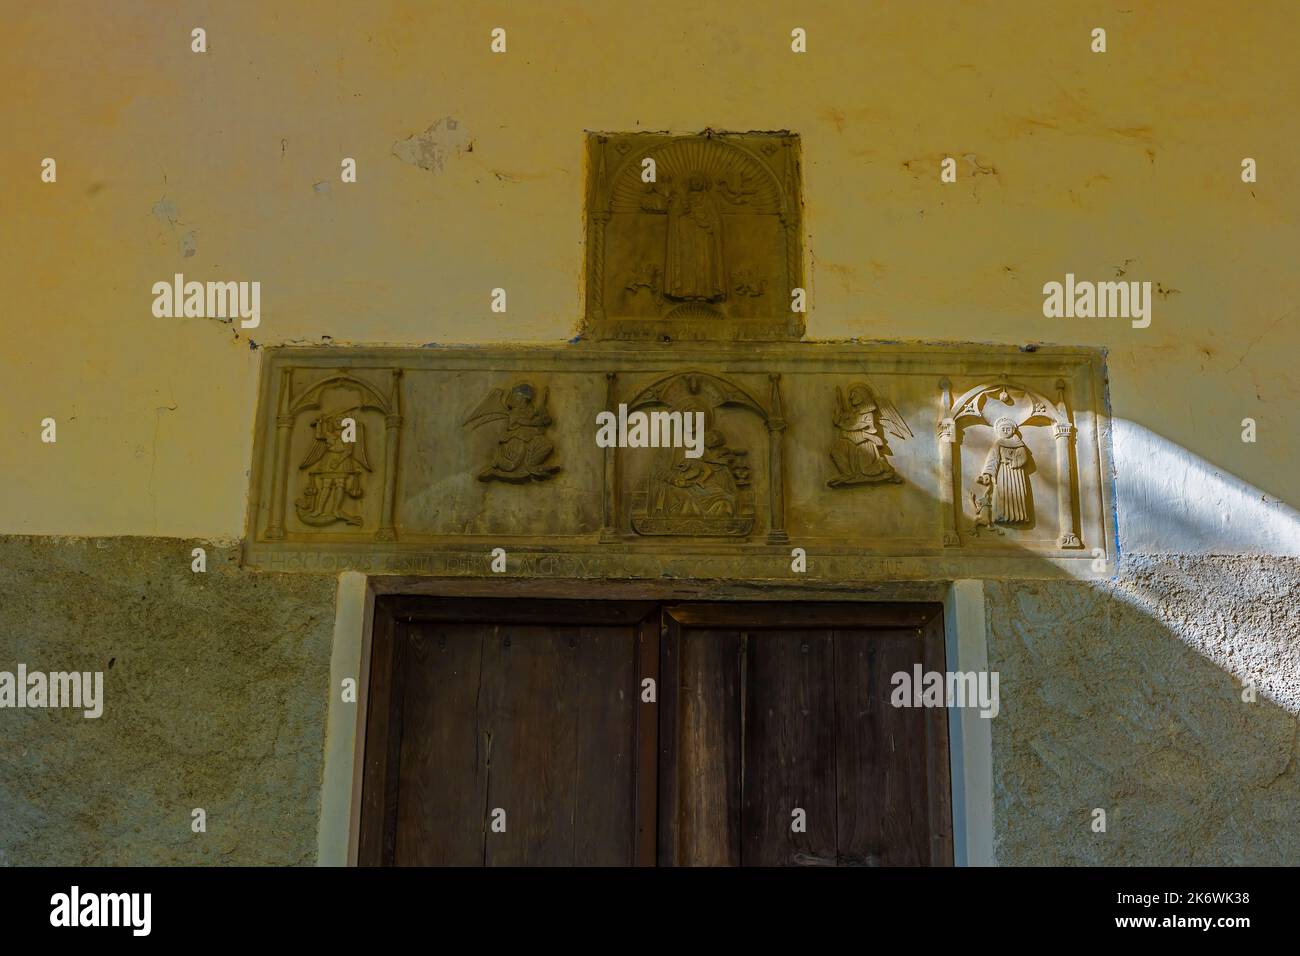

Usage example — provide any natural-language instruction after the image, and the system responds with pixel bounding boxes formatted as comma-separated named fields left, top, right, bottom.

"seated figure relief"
left=827, top=383, right=911, bottom=487
left=463, top=382, right=560, bottom=483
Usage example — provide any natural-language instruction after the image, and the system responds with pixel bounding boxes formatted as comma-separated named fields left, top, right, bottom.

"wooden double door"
left=358, top=598, right=952, bottom=867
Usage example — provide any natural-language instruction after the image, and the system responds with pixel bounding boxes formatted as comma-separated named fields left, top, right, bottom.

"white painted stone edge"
left=945, top=579, right=996, bottom=866
left=317, top=571, right=372, bottom=867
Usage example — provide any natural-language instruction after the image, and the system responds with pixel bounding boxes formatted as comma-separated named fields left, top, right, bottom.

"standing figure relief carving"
left=642, top=172, right=733, bottom=303
left=972, top=417, right=1034, bottom=532
left=587, top=132, right=803, bottom=340
left=295, top=405, right=371, bottom=527
left=463, top=382, right=560, bottom=483
left=942, top=381, right=1082, bottom=549
left=827, top=383, right=912, bottom=487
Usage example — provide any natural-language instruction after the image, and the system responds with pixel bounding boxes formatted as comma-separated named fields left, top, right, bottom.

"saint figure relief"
left=295, top=407, right=370, bottom=527
left=974, top=417, right=1033, bottom=526
left=827, top=384, right=911, bottom=487
left=652, top=404, right=749, bottom=517
left=463, top=382, right=560, bottom=483
left=655, top=173, right=725, bottom=302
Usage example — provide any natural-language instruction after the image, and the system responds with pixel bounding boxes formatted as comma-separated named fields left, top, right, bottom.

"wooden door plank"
left=392, top=596, right=658, bottom=625
left=923, top=612, right=955, bottom=866
left=481, top=625, right=579, bottom=866
left=634, top=613, right=659, bottom=866
left=742, top=630, right=838, bottom=866
left=657, top=612, right=681, bottom=866
left=869, top=628, right=933, bottom=866
left=664, top=602, right=942, bottom=630
left=392, top=622, right=486, bottom=865
left=574, top=624, right=636, bottom=865
left=674, top=627, right=742, bottom=866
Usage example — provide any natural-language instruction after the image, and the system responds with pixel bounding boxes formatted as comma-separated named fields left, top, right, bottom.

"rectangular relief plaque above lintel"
left=242, top=343, right=1117, bottom=581
left=584, top=131, right=805, bottom=342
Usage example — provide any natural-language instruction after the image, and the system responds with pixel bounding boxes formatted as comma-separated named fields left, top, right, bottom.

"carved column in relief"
left=766, top=373, right=789, bottom=544
left=265, top=367, right=295, bottom=540
left=938, top=379, right=960, bottom=547
left=590, top=212, right=609, bottom=322
left=1052, top=382, right=1082, bottom=548
left=1051, top=423, right=1080, bottom=548
left=600, top=371, right=619, bottom=542
left=376, top=369, right=404, bottom=541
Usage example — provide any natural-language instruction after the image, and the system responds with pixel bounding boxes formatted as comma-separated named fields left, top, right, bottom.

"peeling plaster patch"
left=313, top=180, right=331, bottom=195
left=392, top=117, right=471, bottom=172
left=1155, top=283, right=1181, bottom=300
left=180, top=231, right=197, bottom=258
left=962, top=153, right=997, bottom=176
left=151, top=196, right=179, bottom=227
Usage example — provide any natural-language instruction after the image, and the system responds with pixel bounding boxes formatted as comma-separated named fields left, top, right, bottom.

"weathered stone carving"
left=264, top=368, right=403, bottom=541
left=246, top=347, right=1111, bottom=575
left=971, top=417, right=1033, bottom=532
left=585, top=131, right=803, bottom=341
left=463, top=382, right=560, bottom=482
left=629, top=373, right=755, bottom=536
left=295, top=404, right=370, bottom=527
left=827, top=383, right=911, bottom=487
left=944, top=382, right=1083, bottom=549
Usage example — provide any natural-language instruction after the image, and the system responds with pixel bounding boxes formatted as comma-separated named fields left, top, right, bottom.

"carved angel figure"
left=827, top=384, right=911, bottom=487
left=976, top=417, right=1032, bottom=524
left=463, top=382, right=560, bottom=483
left=295, top=407, right=370, bottom=527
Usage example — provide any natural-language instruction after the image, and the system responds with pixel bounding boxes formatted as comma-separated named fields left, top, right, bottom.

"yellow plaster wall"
left=2, top=0, right=1295, bottom=540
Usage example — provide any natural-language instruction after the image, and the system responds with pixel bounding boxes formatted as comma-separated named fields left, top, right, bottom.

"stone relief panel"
left=826, top=382, right=911, bottom=487
left=410, top=372, right=602, bottom=538
left=244, top=346, right=1112, bottom=578
left=585, top=131, right=804, bottom=342
left=262, top=368, right=403, bottom=542
left=940, top=380, right=1084, bottom=550
left=610, top=370, right=786, bottom=541
left=462, top=382, right=560, bottom=482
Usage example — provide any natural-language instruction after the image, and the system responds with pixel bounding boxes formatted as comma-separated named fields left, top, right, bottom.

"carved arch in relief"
left=602, top=137, right=788, bottom=218
left=264, top=368, right=404, bottom=542
left=938, top=381, right=1082, bottom=550
left=601, top=370, right=788, bottom=545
